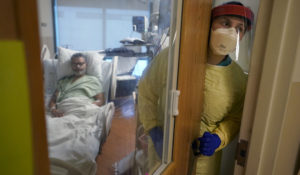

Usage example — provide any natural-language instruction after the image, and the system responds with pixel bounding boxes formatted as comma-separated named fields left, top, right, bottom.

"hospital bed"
left=42, top=46, right=115, bottom=175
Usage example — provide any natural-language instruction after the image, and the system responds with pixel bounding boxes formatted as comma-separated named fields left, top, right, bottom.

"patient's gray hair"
left=71, top=53, right=87, bottom=62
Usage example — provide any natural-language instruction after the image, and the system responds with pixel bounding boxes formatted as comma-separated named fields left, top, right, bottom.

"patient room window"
left=54, top=6, right=104, bottom=50
left=54, top=4, right=148, bottom=51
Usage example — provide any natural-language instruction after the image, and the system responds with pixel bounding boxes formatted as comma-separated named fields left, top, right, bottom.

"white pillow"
left=56, top=47, right=105, bottom=85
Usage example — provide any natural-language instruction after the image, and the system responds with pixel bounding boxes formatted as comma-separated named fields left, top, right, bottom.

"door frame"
left=0, top=0, right=50, bottom=175
left=233, top=0, right=274, bottom=173
left=163, top=0, right=212, bottom=174
left=236, top=0, right=300, bottom=174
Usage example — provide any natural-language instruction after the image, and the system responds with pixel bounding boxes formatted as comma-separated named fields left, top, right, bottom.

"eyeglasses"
left=71, top=62, right=86, bottom=67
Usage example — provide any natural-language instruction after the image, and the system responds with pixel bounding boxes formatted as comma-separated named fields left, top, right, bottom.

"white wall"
left=245, top=0, right=300, bottom=174
left=37, top=0, right=55, bottom=57
left=273, top=30, right=300, bottom=175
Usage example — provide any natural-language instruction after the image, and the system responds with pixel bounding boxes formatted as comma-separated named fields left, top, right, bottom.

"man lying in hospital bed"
left=44, top=49, right=114, bottom=175
left=48, top=53, right=105, bottom=116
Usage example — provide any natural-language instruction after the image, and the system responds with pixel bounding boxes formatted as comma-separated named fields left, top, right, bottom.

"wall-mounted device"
left=132, top=16, right=149, bottom=33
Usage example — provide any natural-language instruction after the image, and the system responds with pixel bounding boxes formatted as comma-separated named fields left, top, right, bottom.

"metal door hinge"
left=170, top=90, right=180, bottom=116
left=236, top=139, right=249, bottom=167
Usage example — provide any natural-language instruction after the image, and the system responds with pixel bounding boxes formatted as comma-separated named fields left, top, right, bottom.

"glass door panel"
left=38, top=0, right=181, bottom=174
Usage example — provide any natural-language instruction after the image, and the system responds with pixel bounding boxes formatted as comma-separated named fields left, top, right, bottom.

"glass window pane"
left=41, top=0, right=178, bottom=175
left=56, top=6, right=103, bottom=50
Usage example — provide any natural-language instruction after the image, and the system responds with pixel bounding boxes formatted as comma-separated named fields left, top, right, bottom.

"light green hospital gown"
left=56, top=75, right=103, bottom=103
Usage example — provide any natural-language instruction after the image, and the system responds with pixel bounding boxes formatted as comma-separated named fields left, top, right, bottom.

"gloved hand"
left=149, top=126, right=163, bottom=159
left=192, top=132, right=221, bottom=156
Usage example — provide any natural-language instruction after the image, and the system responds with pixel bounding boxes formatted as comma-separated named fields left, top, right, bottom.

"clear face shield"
left=209, top=1, right=255, bottom=72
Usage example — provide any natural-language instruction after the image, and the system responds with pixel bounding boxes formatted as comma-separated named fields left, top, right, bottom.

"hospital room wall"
left=37, top=0, right=55, bottom=57
left=269, top=16, right=300, bottom=175
left=245, top=0, right=300, bottom=174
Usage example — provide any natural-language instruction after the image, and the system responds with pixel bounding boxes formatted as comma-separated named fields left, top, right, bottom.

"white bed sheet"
left=46, top=97, right=114, bottom=175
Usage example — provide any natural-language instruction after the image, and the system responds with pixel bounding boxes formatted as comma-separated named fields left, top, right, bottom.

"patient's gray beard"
left=74, top=69, right=86, bottom=76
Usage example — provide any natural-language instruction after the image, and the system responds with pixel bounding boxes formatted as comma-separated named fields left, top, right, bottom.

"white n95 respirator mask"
left=209, top=27, right=238, bottom=56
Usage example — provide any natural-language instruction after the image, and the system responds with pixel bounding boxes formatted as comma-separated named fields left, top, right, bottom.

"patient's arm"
left=48, top=90, right=64, bottom=117
left=93, top=92, right=105, bottom=107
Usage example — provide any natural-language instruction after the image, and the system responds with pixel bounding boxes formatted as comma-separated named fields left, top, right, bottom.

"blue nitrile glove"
left=199, top=132, right=221, bottom=156
left=149, top=126, right=163, bottom=159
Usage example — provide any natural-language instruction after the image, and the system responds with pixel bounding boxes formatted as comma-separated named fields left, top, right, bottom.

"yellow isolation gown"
left=137, top=48, right=168, bottom=173
left=195, top=61, right=247, bottom=175
left=138, top=48, right=247, bottom=174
